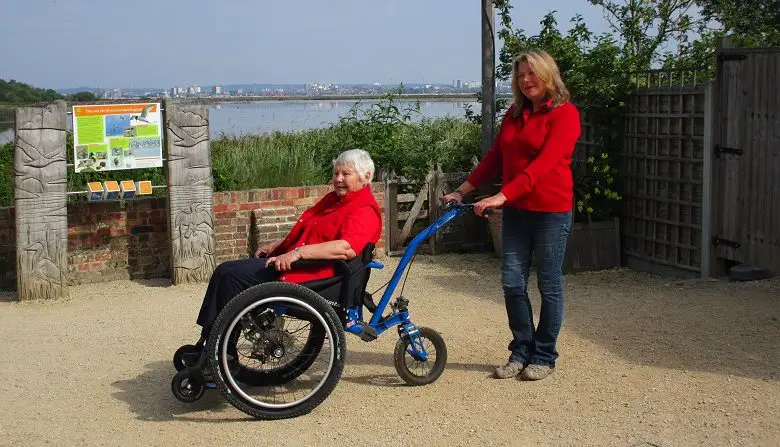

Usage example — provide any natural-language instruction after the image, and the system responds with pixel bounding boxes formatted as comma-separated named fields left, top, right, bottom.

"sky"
left=0, top=0, right=613, bottom=90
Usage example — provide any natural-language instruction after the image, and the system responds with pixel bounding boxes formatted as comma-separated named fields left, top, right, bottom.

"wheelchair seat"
left=297, top=243, right=375, bottom=311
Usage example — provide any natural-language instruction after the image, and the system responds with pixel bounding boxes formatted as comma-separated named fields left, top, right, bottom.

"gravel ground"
left=0, top=253, right=778, bottom=446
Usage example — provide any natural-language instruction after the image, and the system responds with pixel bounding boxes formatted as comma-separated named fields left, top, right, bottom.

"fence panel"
left=621, top=70, right=707, bottom=275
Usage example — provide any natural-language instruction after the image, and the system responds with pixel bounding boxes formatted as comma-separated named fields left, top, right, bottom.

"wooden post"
left=481, top=0, right=495, bottom=156
left=427, top=166, right=443, bottom=254
left=14, top=100, right=69, bottom=301
left=706, top=38, right=733, bottom=278
left=701, top=81, right=715, bottom=278
left=165, top=103, right=216, bottom=284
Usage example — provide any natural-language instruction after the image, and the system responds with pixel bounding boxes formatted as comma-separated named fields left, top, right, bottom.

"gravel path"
left=0, top=253, right=778, bottom=446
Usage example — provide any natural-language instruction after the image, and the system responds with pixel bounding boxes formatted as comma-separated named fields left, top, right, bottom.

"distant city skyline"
left=1, top=0, right=613, bottom=90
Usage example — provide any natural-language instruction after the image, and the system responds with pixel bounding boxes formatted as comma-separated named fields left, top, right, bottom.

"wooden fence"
left=707, top=44, right=780, bottom=274
left=383, top=168, right=493, bottom=256
left=621, top=69, right=707, bottom=276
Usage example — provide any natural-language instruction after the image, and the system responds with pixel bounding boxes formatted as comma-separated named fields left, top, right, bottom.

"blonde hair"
left=511, top=49, right=570, bottom=117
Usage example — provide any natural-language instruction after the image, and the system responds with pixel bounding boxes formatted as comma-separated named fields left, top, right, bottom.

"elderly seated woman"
left=192, top=148, right=382, bottom=348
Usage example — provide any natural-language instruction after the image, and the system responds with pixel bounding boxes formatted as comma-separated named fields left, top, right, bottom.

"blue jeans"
left=501, top=207, right=572, bottom=367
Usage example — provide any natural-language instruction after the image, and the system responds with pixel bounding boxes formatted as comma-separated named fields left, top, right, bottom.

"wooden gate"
left=383, top=168, right=493, bottom=256
left=710, top=44, right=780, bottom=273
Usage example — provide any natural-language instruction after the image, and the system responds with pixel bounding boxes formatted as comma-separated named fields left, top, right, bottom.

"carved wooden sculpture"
left=165, top=104, right=216, bottom=284
left=14, top=101, right=69, bottom=300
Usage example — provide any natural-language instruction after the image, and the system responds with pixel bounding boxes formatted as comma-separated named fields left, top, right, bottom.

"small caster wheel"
left=394, top=326, right=447, bottom=386
left=173, top=344, right=200, bottom=372
left=171, top=368, right=205, bottom=403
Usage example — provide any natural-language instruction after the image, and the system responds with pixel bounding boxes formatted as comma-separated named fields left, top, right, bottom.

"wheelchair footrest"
left=359, top=323, right=378, bottom=342
left=345, top=320, right=378, bottom=342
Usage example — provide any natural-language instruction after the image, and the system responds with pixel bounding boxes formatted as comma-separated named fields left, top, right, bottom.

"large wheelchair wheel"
left=206, top=282, right=346, bottom=420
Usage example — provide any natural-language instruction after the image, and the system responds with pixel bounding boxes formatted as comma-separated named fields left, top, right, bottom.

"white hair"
left=333, top=148, right=375, bottom=182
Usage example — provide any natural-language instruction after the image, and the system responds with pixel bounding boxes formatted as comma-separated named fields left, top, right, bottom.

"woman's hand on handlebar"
left=474, top=192, right=506, bottom=216
left=441, top=190, right=463, bottom=204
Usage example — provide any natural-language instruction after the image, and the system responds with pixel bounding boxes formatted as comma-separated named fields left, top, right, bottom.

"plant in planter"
left=572, top=151, right=622, bottom=225
left=567, top=150, right=623, bottom=270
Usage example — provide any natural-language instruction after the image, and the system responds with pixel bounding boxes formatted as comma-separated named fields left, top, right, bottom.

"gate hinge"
left=712, top=236, right=740, bottom=248
left=718, top=53, right=747, bottom=62
left=714, top=145, right=743, bottom=157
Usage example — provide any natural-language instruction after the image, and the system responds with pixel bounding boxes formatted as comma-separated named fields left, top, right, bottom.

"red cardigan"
left=270, top=185, right=382, bottom=283
left=467, top=100, right=581, bottom=212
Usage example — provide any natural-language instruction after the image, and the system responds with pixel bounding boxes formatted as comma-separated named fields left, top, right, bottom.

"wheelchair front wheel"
left=171, top=368, right=205, bottom=403
left=393, top=326, right=447, bottom=386
left=173, top=344, right=200, bottom=372
left=206, top=282, right=346, bottom=420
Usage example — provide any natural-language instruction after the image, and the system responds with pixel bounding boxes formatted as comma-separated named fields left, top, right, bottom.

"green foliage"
left=696, top=0, right=780, bottom=46
left=0, top=79, right=63, bottom=104
left=587, top=0, right=700, bottom=71
left=0, top=79, right=102, bottom=106
left=209, top=90, right=481, bottom=191
left=324, top=87, right=481, bottom=181
left=575, top=152, right=623, bottom=222
left=70, top=91, right=99, bottom=102
left=211, top=131, right=330, bottom=191
left=664, top=0, right=780, bottom=76
left=0, top=141, right=13, bottom=208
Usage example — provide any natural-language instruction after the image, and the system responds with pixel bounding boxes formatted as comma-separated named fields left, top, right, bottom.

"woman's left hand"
left=474, top=192, right=507, bottom=216
left=265, top=250, right=301, bottom=271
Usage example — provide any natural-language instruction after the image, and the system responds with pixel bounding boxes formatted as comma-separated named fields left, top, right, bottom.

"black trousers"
left=196, top=257, right=280, bottom=339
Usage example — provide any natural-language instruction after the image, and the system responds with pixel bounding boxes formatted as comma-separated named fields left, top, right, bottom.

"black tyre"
left=206, top=282, right=346, bottom=420
left=171, top=368, right=205, bottom=403
left=173, top=344, right=200, bottom=372
left=393, top=326, right=447, bottom=386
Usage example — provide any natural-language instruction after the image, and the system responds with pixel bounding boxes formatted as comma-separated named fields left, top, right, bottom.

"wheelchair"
left=171, top=201, right=485, bottom=420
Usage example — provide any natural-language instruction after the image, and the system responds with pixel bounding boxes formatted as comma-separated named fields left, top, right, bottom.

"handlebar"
left=441, top=200, right=496, bottom=216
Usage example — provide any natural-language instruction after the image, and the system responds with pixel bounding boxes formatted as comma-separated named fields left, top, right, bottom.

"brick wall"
left=67, top=198, right=170, bottom=284
left=0, top=183, right=386, bottom=292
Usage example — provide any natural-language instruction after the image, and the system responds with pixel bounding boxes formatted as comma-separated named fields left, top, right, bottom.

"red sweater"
left=466, top=100, right=581, bottom=212
left=270, top=185, right=382, bottom=284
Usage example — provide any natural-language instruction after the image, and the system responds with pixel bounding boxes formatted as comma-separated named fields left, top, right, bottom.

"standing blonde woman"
left=443, top=50, right=581, bottom=381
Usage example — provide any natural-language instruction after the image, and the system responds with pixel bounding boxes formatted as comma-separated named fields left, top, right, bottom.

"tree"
left=587, top=0, right=701, bottom=70
left=0, top=79, right=64, bottom=104
left=69, top=91, right=99, bottom=102
left=664, top=0, right=780, bottom=76
left=696, top=0, right=780, bottom=47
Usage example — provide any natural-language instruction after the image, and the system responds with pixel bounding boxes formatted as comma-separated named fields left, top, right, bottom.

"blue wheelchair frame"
left=334, top=201, right=483, bottom=361
left=177, top=201, right=485, bottom=397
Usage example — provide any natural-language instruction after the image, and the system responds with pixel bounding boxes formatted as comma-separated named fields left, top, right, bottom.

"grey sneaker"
left=494, top=361, right=524, bottom=379
left=520, top=364, right=554, bottom=381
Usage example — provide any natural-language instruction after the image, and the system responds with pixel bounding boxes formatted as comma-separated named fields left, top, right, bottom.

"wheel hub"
left=250, top=329, right=295, bottom=363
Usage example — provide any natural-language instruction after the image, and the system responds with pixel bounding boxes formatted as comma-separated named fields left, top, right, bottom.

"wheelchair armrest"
left=287, top=256, right=367, bottom=309
left=289, top=259, right=351, bottom=277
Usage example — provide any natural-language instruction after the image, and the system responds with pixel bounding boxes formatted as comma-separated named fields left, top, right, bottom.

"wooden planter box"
left=487, top=210, right=621, bottom=273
